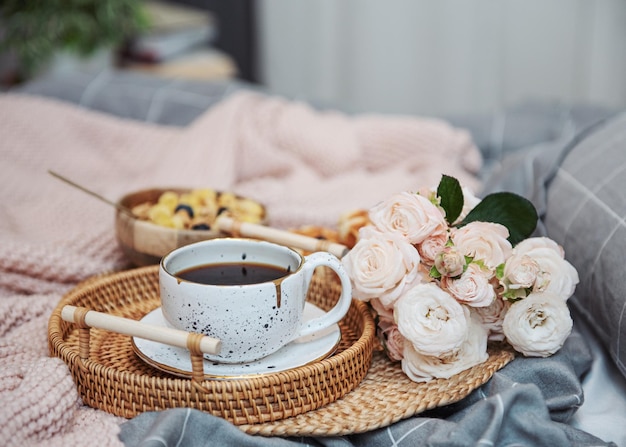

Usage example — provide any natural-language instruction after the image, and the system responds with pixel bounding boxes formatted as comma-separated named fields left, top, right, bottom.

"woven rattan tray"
left=48, top=265, right=515, bottom=436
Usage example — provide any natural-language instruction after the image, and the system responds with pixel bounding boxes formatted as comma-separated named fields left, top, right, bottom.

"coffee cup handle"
left=294, top=251, right=352, bottom=339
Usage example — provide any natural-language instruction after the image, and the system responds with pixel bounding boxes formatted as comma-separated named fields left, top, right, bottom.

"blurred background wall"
left=256, top=0, right=626, bottom=116
left=3, top=0, right=625, bottom=118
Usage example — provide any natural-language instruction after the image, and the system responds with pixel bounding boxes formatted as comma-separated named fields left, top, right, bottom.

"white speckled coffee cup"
left=159, top=238, right=352, bottom=363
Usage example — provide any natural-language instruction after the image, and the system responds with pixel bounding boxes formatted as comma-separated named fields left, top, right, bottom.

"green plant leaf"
left=459, top=192, right=538, bottom=245
left=429, top=265, right=441, bottom=279
left=437, top=174, right=464, bottom=225
left=0, top=0, right=149, bottom=78
left=495, top=263, right=505, bottom=280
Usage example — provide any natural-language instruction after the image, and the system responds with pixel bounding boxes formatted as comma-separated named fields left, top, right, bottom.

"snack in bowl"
left=115, top=188, right=266, bottom=266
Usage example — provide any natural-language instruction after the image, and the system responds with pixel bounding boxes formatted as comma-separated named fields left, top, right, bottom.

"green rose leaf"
left=459, top=192, right=538, bottom=245
left=429, top=265, right=442, bottom=279
left=437, top=174, right=464, bottom=225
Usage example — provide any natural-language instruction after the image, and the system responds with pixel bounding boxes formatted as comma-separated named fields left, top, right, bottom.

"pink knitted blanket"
left=0, top=91, right=481, bottom=446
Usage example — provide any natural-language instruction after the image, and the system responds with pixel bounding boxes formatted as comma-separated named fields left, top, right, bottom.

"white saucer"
left=132, top=302, right=341, bottom=379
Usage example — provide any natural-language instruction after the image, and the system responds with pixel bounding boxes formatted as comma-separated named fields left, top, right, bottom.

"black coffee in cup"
left=160, top=238, right=352, bottom=363
left=176, top=262, right=290, bottom=286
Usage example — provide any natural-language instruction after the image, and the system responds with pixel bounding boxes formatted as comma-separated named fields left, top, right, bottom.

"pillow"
left=543, top=112, right=626, bottom=379
left=12, top=68, right=257, bottom=126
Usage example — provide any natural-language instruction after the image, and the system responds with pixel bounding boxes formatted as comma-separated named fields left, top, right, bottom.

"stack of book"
left=126, top=0, right=217, bottom=63
left=122, top=0, right=237, bottom=80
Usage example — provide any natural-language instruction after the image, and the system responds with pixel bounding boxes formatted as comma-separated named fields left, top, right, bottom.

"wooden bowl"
left=115, top=188, right=266, bottom=266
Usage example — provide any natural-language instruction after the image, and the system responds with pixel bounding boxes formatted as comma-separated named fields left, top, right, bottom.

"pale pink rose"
left=342, top=226, right=422, bottom=307
left=500, top=253, right=541, bottom=300
left=377, top=316, right=405, bottom=361
left=401, top=314, right=489, bottom=382
left=368, top=191, right=446, bottom=244
left=472, top=298, right=511, bottom=341
left=417, top=227, right=449, bottom=266
left=416, top=187, right=438, bottom=202
left=503, top=291, right=573, bottom=357
left=369, top=297, right=394, bottom=319
left=530, top=248, right=578, bottom=299
left=434, top=246, right=466, bottom=277
left=512, top=237, right=578, bottom=300
left=441, top=262, right=496, bottom=307
left=394, top=283, right=469, bottom=357
left=514, top=237, right=564, bottom=258
left=451, top=221, right=512, bottom=269
left=502, top=254, right=540, bottom=289
left=534, top=270, right=552, bottom=293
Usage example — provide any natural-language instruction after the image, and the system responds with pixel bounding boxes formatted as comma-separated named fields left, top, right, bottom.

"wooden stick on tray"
left=216, top=215, right=350, bottom=259
left=61, top=305, right=221, bottom=355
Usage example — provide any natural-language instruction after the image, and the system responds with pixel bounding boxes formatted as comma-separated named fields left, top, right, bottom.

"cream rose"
left=401, top=314, right=489, bottom=382
left=394, top=283, right=469, bottom=357
left=417, top=228, right=449, bottom=267
left=451, top=221, right=512, bottom=269
left=472, top=298, right=510, bottom=341
left=369, top=191, right=446, bottom=244
left=433, top=245, right=466, bottom=277
left=416, top=186, right=437, bottom=199
left=514, top=237, right=564, bottom=257
left=441, top=262, right=496, bottom=307
left=511, top=238, right=578, bottom=300
left=377, top=316, right=405, bottom=361
left=500, top=253, right=541, bottom=300
left=503, top=291, right=573, bottom=357
left=342, top=226, right=422, bottom=307
left=502, top=254, right=540, bottom=289
left=369, top=297, right=394, bottom=319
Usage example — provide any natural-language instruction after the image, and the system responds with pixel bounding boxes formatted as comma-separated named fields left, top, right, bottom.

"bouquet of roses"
left=340, top=175, right=579, bottom=383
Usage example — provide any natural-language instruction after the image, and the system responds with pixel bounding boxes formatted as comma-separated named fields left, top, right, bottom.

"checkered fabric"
left=544, top=113, right=626, bottom=378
